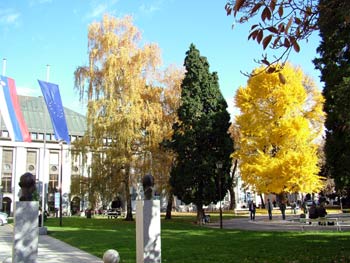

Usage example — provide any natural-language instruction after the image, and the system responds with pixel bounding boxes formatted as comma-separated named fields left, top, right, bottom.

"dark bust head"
left=142, top=174, right=154, bottom=200
left=19, top=172, right=36, bottom=201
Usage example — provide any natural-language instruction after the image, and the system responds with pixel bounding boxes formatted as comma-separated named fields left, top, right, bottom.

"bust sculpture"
left=18, top=172, right=36, bottom=201
left=142, top=174, right=154, bottom=200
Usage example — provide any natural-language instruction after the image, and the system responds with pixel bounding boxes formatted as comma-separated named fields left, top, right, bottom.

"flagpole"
left=41, top=65, right=50, bottom=227
left=2, top=58, right=6, bottom=76
left=1, top=58, right=5, bottom=137
left=59, top=141, right=63, bottom=227
left=0, top=58, right=5, bottom=212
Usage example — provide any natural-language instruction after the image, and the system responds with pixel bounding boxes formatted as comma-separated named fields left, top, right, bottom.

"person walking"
left=279, top=201, right=286, bottom=220
left=267, top=199, right=273, bottom=220
left=249, top=201, right=256, bottom=220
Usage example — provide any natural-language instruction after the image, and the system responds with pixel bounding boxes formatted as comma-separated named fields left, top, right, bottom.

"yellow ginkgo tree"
left=234, top=63, right=325, bottom=195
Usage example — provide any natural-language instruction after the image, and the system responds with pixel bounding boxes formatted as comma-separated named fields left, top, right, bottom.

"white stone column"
left=136, top=200, right=144, bottom=263
left=13, top=201, right=39, bottom=263
left=136, top=200, right=161, bottom=263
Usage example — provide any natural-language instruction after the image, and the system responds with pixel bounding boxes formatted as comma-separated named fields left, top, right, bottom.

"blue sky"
left=0, top=0, right=322, bottom=116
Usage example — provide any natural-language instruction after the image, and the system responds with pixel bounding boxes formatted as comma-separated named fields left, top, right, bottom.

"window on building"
left=47, top=152, right=59, bottom=212
left=38, top=133, right=44, bottom=140
left=1, top=149, right=13, bottom=193
left=48, top=172, right=59, bottom=192
left=2, top=131, right=9, bottom=138
left=26, top=150, right=37, bottom=180
left=31, top=133, right=37, bottom=140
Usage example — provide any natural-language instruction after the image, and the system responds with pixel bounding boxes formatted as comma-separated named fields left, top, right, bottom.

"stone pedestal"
left=136, top=200, right=161, bottom=263
left=39, top=226, right=47, bottom=235
left=13, top=201, right=39, bottom=263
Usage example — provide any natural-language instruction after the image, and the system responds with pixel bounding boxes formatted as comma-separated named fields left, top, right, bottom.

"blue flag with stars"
left=38, top=80, right=70, bottom=144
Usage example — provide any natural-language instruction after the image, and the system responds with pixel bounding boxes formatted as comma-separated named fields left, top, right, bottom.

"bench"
left=336, top=217, right=350, bottom=231
left=234, top=208, right=249, bottom=215
left=299, top=217, right=339, bottom=231
left=106, top=209, right=121, bottom=219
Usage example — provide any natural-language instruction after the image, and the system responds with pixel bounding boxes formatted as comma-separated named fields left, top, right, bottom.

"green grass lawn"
left=44, top=214, right=350, bottom=263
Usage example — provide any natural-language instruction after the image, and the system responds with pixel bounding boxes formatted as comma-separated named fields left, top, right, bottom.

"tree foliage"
left=74, top=15, right=164, bottom=220
left=170, top=44, right=233, bottom=223
left=225, top=0, right=319, bottom=71
left=234, top=63, right=325, bottom=194
left=314, top=0, right=350, bottom=193
left=155, top=65, right=185, bottom=219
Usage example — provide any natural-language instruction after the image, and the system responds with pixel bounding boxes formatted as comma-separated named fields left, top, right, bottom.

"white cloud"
left=139, top=4, right=160, bottom=15
left=89, top=3, right=108, bottom=19
left=138, top=0, right=166, bottom=16
left=0, top=9, right=20, bottom=26
left=85, top=0, right=119, bottom=20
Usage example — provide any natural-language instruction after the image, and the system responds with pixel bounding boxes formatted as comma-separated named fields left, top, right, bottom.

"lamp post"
left=216, top=161, right=223, bottom=229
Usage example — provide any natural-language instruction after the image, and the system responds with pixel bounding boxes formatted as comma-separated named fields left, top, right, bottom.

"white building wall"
left=0, top=140, right=73, bottom=216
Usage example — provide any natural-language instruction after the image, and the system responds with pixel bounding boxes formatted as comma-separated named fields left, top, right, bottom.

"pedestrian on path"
left=279, top=201, right=286, bottom=220
left=267, top=199, right=273, bottom=220
left=249, top=201, right=256, bottom=220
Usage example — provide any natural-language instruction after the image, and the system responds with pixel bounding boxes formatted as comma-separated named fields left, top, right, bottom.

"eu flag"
left=38, top=80, right=70, bottom=144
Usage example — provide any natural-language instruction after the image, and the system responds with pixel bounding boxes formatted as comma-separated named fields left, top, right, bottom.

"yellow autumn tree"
left=74, top=14, right=163, bottom=220
left=234, top=63, right=325, bottom=195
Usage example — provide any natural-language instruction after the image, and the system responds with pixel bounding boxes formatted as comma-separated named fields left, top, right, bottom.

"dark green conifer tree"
left=314, top=0, right=350, bottom=196
left=170, top=44, right=233, bottom=223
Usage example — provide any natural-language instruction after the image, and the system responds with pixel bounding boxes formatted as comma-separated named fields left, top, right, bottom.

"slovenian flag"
left=0, top=75, right=31, bottom=142
left=38, top=80, right=70, bottom=144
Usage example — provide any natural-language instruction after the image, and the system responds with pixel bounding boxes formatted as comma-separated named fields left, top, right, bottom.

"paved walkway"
left=0, top=224, right=103, bottom=263
left=1, top=214, right=349, bottom=262
left=209, top=213, right=350, bottom=231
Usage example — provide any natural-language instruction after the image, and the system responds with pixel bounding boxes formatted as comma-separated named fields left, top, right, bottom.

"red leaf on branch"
left=251, top=2, right=263, bottom=14
left=257, top=30, right=264, bottom=44
left=267, top=26, right=279, bottom=34
left=269, top=0, right=276, bottom=12
left=263, top=35, right=273, bottom=50
left=234, top=0, right=246, bottom=16
left=293, top=41, right=300, bottom=52
left=278, top=3, right=284, bottom=17
left=261, top=7, right=272, bottom=22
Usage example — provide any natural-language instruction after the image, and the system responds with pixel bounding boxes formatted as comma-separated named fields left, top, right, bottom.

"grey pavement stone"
left=0, top=224, right=103, bottom=263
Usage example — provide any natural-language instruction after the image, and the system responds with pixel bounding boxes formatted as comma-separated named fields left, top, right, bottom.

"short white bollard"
left=103, top=249, right=120, bottom=263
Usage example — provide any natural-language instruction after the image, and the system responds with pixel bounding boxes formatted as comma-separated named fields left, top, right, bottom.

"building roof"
left=0, top=95, right=86, bottom=137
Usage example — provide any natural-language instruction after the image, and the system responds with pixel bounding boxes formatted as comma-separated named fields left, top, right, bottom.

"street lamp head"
left=216, top=161, right=223, bottom=169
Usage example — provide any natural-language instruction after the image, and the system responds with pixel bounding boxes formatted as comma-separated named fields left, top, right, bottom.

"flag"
left=0, top=75, right=31, bottom=142
left=38, top=80, right=70, bottom=144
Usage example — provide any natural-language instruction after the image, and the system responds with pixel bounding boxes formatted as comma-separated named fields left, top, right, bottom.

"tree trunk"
left=229, top=159, right=238, bottom=210
left=196, top=204, right=204, bottom=225
left=125, top=192, right=133, bottom=221
left=165, top=192, right=173, bottom=220
left=124, top=171, right=133, bottom=221
left=229, top=188, right=235, bottom=210
left=259, top=194, right=265, bottom=208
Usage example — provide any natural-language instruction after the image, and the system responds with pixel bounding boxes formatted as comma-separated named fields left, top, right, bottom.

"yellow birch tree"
left=74, top=14, right=163, bottom=220
left=234, top=63, right=325, bottom=195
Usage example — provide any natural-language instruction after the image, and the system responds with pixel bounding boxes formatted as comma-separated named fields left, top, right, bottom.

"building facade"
left=0, top=95, right=86, bottom=216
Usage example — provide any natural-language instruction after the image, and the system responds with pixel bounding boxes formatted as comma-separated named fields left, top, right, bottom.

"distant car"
left=0, top=212, right=8, bottom=226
